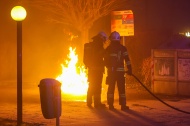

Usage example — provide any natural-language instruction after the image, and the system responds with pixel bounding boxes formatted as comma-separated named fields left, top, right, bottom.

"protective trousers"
left=107, top=71, right=126, bottom=106
left=87, top=69, right=103, bottom=106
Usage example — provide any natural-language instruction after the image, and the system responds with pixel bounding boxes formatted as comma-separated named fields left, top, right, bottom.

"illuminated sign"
left=111, top=10, right=134, bottom=36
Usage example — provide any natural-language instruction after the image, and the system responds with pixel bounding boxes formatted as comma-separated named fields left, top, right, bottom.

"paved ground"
left=0, top=88, right=190, bottom=126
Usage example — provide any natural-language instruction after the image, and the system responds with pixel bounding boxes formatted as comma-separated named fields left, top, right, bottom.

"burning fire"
left=56, top=47, right=88, bottom=96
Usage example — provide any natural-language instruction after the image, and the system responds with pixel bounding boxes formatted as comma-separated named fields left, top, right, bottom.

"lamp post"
left=11, top=6, right=27, bottom=125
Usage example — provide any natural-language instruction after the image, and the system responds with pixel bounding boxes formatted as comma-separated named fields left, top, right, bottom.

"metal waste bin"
left=38, top=78, right=62, bottom=119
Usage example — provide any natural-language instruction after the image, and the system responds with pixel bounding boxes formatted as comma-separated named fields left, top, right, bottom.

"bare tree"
left=23, top=0, right=127, bottom=44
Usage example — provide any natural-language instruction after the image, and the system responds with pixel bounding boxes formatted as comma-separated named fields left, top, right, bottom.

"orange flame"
left=56, top=47, right=88, bottom=96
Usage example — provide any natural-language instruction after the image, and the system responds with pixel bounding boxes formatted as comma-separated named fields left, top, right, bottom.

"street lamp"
left=11, top=5, right=27, bottom=125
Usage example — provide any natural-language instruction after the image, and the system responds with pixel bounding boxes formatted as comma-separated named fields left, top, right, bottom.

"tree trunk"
left=81, top=29, right=89, bottom=45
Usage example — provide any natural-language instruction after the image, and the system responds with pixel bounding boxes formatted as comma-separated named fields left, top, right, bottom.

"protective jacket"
left=104, top=42, right=132, bottom=73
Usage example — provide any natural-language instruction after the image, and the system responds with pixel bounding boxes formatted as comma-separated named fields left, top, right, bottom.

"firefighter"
left=104, top=31, right=132, bottom=110
left=83, top=31, right=107, bottom=109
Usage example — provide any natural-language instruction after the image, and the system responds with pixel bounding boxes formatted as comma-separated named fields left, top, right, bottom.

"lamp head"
left=11, top=6, right=27, bottom=21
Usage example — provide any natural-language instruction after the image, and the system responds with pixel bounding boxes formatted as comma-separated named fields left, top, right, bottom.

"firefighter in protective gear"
left=83, top=31, right=107, bottom=109
left=104, top=31, right=132, bottom=110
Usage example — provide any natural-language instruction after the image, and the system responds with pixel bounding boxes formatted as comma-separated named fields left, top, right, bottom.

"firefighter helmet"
left=109, top=31, right=120, bottom=41
left=92, top=31, right=107, bottom=41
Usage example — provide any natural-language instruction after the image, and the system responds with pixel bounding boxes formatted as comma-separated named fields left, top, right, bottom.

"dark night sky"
left=145, top=0, right=190, bottom=32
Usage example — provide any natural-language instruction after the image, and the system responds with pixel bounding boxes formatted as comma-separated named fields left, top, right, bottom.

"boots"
left=109, top=105, right=115, bottom=110
left=107, top=93, right=114, bottom=110
left=94, top=95, right=106, bottom=109
left=94, top=103, right=106, bottom=109
left=87, top=93, right=93, bottom=108
left=119, top=94, right=129, bottom=110
left=121, top=105, right=129, bottom=110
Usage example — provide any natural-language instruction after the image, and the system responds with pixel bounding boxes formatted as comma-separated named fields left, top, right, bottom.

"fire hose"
left=129, top=73, right=190, bottom=114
